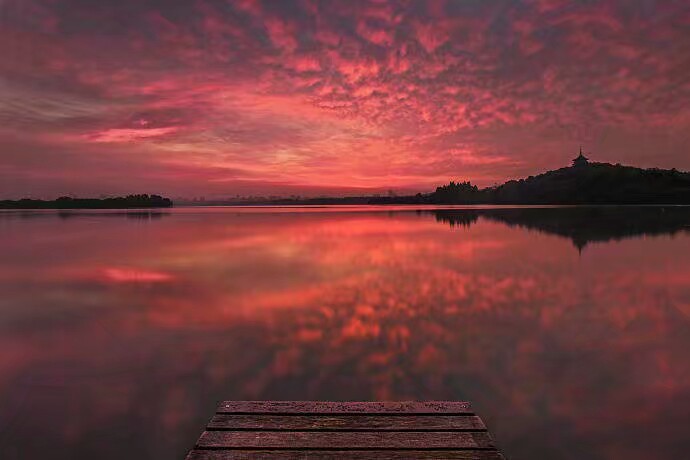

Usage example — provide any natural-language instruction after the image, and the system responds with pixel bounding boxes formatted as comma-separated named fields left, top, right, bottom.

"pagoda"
left=572, top=146, right=589, bottom=167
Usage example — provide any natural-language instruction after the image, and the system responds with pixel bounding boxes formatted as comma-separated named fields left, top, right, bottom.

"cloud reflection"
left=0, top=208, right=689, bottom=459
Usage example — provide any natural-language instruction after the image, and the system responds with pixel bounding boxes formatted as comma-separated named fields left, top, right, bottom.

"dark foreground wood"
left=186, top=401, right=505, bottom=459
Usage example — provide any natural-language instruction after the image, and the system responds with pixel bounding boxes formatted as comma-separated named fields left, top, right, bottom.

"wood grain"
left=197, top=431, right=495, bottom=449
left=187, top=401, right=504, bottom=459
left=208, top=414, right=487, bottom=431
left=216, top=401, right=472, bottom=415
left=187, top=450, right=505, bottom=459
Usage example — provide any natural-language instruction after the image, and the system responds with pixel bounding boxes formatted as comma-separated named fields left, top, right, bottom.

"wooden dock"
left=186, top=401, right=505, bottom=459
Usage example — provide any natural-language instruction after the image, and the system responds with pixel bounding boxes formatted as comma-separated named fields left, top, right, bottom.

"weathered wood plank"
left=197, top=431, right=495, bottom=449
left=187, top=450, right=505, bottom=459
left=208, top=414, right=487, bottom=431
left=216, top=401, right=472, bottom=414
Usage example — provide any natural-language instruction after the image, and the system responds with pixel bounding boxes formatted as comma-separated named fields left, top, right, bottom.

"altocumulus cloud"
left=0, top=0, right=688, bottom=198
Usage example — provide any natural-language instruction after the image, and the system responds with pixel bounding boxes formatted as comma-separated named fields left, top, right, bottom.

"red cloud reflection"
left=102, top=267, right=174, bottom=283
left=1, top=210, right=688, bottom=458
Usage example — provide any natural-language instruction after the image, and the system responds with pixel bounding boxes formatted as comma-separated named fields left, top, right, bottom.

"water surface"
left=0, top=206, right=689, bottom=459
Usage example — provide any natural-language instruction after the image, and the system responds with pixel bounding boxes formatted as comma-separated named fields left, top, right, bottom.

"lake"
left=0, top=206, right=689, bottom=459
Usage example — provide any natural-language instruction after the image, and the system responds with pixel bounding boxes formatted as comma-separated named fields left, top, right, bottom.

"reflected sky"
left=0, top=206, right=689, bottom=459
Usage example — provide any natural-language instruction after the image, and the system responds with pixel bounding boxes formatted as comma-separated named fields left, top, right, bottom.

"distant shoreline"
left=4, top=159, right=690, bottom=208
left=179, top=159, right=690, bottom=206
left=0, top=194, right=173, bottom=209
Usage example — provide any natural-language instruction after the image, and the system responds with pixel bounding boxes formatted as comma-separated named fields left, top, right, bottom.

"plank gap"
left=215, top=412, right=477, bottom=416
left=187, top=449, right=506, bottom=460
left=193, top=447, right=501, bottom=451
left=205, top=428, right=490, bottom=432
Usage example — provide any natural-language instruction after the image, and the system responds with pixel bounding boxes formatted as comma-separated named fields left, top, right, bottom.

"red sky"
left=1, top=0, right=689, bottom=198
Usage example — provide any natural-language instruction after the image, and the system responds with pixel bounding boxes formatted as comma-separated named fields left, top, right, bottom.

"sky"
left=0, top=0, right=689, bottom=199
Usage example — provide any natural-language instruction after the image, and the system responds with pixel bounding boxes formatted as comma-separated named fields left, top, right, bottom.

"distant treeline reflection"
left=430, top=206, right=690, bottom=250
left=0, top=210, right=170, bottom=220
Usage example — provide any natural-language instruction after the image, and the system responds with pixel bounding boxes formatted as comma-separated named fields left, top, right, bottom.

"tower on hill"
left=572, top=146, right=589, bottom=167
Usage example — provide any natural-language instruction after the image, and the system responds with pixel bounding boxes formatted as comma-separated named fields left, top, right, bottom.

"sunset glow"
left=1, top=0, right=689, bottom=198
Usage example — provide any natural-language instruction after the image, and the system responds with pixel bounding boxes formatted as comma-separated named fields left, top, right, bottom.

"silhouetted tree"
left=0, top=194, right=173, bottom=209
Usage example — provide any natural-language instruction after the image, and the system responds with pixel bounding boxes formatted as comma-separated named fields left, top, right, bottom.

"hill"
left=486, top=162, right=690, bottom=204
left=372, top=154, right=690, bottom=205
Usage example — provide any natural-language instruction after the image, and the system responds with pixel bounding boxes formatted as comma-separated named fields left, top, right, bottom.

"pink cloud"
left=0, top=0, right=688, bottom=197
left=84, top=127, right=180, bottom=143
left=287, top=55, right=321, bottom=72
left=412, top=21, right=449, bottom=53
left=264, top=17, right=298, bottom=52
left=356, top=20, right=395, bottom=46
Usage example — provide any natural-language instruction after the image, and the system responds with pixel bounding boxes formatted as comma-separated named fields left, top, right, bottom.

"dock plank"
left=197, top=431, right=495, bottom=449
left=207, top=414, right=487, bottom=431
left=188, top=401, right=504, bottom=459
left=187, top=450, right=505, bottom=459
left=216, top=401, right=472, bottom=414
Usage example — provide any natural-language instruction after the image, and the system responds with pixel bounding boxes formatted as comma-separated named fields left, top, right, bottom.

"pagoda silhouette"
left=572, top=146, right=590, bottom=167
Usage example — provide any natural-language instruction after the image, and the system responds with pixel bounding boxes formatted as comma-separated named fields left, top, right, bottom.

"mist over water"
left=0, top=206, right=689, bottom=459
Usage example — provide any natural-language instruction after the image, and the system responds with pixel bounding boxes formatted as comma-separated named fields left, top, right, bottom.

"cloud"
left=0, top=0, right=688, bottom=197
left=84, top=127, right=180, bottom=143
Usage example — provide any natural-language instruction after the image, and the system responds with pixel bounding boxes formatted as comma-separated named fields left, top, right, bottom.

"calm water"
left=0, top=206, right=689, bottom=459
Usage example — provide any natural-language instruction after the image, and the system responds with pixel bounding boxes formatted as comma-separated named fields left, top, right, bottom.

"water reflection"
left=0, top=206, right=688, bottom=459
left=431, top=206, right=690, bottom=251
left=0, top=209, right=170, bottom=220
